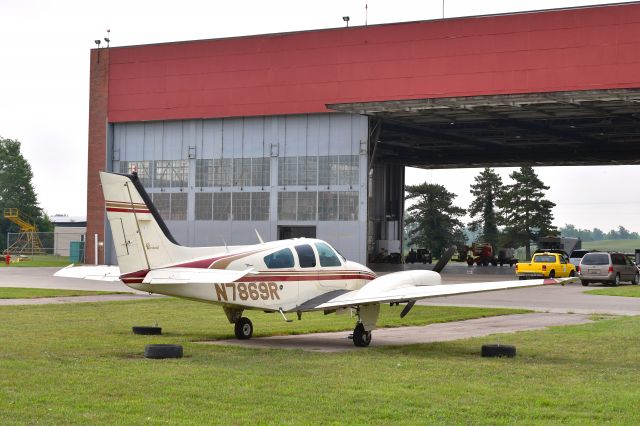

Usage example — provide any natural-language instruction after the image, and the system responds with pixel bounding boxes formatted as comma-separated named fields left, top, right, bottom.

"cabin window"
left=295, top=244, right=317, bottom=268
left=264, top=248, right=294, bottom=269
left=315, top=242, right=342, bottom=267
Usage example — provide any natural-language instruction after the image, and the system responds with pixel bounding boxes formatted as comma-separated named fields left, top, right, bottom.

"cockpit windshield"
left=315, top=242, right=342, bottom=267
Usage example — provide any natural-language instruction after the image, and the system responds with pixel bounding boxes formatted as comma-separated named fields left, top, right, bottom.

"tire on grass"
left=144, top=344, right=183, bottom=359
left=132, top=326, right=162, bottom=335
left=481, top=344, right=516, bottom=358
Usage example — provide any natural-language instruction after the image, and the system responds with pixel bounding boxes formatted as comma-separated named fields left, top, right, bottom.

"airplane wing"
left=310, top=271, right=574, bottom=311
left=54, top=264, right=122, bottom=282
left=141, top=267, right=252, bottom=285
left=54, top=264, right=253, bottom=285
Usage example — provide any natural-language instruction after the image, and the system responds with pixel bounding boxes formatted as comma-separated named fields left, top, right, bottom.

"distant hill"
left=582, top=239, right=640, bottom=253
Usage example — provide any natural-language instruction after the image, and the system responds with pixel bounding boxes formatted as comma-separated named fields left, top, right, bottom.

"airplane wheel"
left=132, top=326, right=162, bottom=335
left=234, top=317, right=253, bottom=340
left=352, top=323, right=371, bottom=347
left=481, top=344, right=516, bottom=358
left=144, top=344, right=183, bottom=359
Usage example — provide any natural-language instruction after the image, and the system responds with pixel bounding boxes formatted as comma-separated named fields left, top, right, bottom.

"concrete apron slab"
left=200, top=312, right=592, bottom=353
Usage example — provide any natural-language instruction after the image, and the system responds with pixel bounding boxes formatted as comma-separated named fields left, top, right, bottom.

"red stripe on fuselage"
left=236, top=273, right=375, bottom=282
left=106, top=207, right=151, bottom=214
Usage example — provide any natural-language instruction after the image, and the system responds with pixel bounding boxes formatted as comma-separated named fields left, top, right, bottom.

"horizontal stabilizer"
left=54, top=264, right=122, bottom=282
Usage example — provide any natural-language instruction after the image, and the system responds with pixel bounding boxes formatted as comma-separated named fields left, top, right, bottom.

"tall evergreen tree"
left=468, top=168, right=502, bottom=248
left=405, top=183, right=466, bottom=258
left=496, top=166, right=556, bottom=259
left=0, top=137, right=51, bottom=249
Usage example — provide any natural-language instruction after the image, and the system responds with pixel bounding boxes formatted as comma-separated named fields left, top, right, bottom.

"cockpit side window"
left=294, top=244, right=316, bottom=268
left=263, top=248, right=294, bottom=269
left=315, top=242, right=342, bottom=267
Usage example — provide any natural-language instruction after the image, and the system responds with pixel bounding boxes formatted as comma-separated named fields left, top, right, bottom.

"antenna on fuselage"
left=221, top=236, right=229, bottom=253
left=254, top=229, right=264, bottom=244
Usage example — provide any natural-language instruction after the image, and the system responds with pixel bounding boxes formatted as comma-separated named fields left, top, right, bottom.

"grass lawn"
left=0, top=255, right=73, bottom=268
left=0, top=299, right=639, bottom=424
left=0, top=287, right=126, bottom=299
left=585, top=286, right=640, bottom=298
left=582, top=239, right=640, bottom=252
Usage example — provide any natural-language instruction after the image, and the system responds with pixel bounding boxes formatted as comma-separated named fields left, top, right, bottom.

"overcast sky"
left=1, top=0, right=639, bottom=231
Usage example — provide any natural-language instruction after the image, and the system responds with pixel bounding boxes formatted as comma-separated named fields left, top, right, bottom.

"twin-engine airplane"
left=56, top=171, right=571, bottom=347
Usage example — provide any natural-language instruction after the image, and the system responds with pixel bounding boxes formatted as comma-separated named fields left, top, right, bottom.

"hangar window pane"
left=153, top=193, right=170, bottom=219
left=213, top=159, right=232, bottom=187
left=278, top=157, right=298, bottom=186
left=251, top=157, right=270, bottom=187
left=318, top=156, right=340, bottom=186
left=171, top=193, right=187, bottom=220
left=251, top=192, right=270, bottom=221
left=172, top=160, right=189, bottom=188
left=233, top=158, right=252, bottom=187
left=264, top=248, right=294, bottom=269
left=196, top=159, right=213, bottom=187
left=120, top=161, right=153, bottom=187
left=195, top=193, right=213, bottom=220
left=297, top=192, right=317, bottom=221
left=338, top=191, right=358, bottom=221
left=318, top=192, right=338, bottom=221
left=298, top=157, right=318, bottom=186
left=232, top=192, right=250, bottom=221
left=213, top=193, right=231, bottom=220
left=278, top=192, right=297, bottom=221
left=154, top=161, right=172, bottom=189
left=339, top=155, right=359, bottom=186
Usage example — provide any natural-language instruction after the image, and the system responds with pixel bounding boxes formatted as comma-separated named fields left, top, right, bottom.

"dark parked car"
left=406, top=249, right=432, bottom=264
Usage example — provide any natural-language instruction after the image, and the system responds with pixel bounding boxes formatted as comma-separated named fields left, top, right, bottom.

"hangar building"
left=88, top=3, right=640, bottom=265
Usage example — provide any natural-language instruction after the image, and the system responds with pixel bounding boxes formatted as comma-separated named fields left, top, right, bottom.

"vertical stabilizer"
left=100, top=172, right=182, bottom=274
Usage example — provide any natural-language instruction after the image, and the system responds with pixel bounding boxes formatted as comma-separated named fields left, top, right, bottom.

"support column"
left=86, top=48, right=109, bottom=264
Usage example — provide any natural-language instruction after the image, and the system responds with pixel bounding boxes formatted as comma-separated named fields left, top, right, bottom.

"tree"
left=497, top=166, right=556, bottom=259
left=0, top=136, right=51, bottom=250
left=405, top=183, right=466, bottom=258
left=468, top=168, right=503, bottom=248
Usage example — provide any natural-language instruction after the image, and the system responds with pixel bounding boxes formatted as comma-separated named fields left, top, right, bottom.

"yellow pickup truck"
left=515, top=252, right=576, bottom=279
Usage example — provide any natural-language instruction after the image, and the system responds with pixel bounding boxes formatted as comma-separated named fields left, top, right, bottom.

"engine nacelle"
left=356, top=270, right=441, bottom=298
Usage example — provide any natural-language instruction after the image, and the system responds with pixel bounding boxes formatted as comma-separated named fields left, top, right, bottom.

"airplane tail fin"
left=100, top=171, right=184, bottom=275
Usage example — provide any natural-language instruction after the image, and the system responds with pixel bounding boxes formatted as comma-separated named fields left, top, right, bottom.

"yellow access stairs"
left=3, top=208, right=44, bottom=255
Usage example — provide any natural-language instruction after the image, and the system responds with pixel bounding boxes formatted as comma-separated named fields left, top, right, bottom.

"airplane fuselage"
left=125, top=239, right=377, bottom=313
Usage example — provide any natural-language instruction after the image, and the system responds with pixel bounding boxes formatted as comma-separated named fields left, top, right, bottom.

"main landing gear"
left=224, top=307, right=254, bottom=340
left=234, top=317, right=253, bottom=340
left=351, top=323, right=372, bottom=347
left=349, top=304, right=380, bottom=347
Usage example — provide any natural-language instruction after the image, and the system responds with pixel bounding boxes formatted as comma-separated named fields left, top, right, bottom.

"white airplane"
left=56, top=171, right=571, bottom=347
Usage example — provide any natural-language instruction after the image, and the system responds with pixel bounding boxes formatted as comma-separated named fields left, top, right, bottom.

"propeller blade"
left=432, top=245, right=457, bottom=273
left=400, top=300, right=416, bottom=318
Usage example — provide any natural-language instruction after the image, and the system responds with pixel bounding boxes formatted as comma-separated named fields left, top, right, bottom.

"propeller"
left=400, top=245, right=457, bottom=319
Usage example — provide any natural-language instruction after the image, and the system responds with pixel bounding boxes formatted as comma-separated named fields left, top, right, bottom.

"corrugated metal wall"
left=107, top=113, right=369, bottom=264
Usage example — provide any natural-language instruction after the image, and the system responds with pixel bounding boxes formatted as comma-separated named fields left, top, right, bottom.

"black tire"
left=132, top=326, right=162, bottom=335
left=569, top=270, right=575, bottom=277
left=518, top=276, right=526, bottom=281
left=581, top=280, right=589, bottom=286
left=613, top=274, right=621, bottom=287
left=548, top=270, right=556, bottom=278
left=481, top=344, right=516, bottom=358
left=633, top=272, right=639, bottom=285
left=234, top=317, right=253, bottom=340
left=144, top=344, right=183, bottom=359
left=352, top=323, right=372, bottom=347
